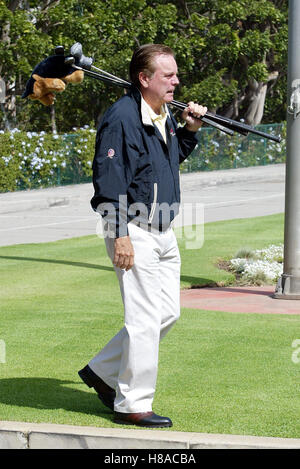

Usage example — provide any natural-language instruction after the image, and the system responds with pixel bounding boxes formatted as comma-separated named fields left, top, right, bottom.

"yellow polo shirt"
left=142, top=99, right=168, bottom=143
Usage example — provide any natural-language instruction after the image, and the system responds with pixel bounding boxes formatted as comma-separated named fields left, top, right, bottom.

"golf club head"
left=64, top=56, right=75, bottom=66
left=70, top=42, right=93, bottom=70
left=55, top=45, right=65, bottom=56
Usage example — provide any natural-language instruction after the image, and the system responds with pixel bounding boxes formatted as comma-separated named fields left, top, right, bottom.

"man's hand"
left=182, top=101, right=208, bottom=132
left=113, top=236, right=135, bottom=271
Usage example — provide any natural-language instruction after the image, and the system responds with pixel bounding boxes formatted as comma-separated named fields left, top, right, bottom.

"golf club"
left=65, top=43, right=281, bottom=143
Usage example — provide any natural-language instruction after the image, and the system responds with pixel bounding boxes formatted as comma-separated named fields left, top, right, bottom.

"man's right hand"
left=113, top=236, right=135, bottom=271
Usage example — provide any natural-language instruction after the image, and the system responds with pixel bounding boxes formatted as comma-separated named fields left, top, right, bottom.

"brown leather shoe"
left=78, top=365, right=116, bottom=411
left=114, top=411, right=172, bottom=428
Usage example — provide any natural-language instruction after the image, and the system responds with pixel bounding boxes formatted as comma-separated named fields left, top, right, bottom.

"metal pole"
left=275, top=0, right=300, bottom=299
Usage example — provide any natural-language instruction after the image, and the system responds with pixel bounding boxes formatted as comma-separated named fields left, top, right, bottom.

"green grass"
left=1, top=213, right=300, bottom=438
left=178, top=212, right=284, bottom=288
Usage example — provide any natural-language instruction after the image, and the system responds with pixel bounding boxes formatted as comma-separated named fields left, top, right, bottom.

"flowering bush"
left=229, top=244, right=284, bottom=284
left=0, top=122, right=286, bottom=192
left=0, top=126, right=96, bottom=192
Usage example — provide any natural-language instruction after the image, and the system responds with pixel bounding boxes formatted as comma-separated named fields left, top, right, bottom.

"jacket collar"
left=129, top=86, right=170, bottom=127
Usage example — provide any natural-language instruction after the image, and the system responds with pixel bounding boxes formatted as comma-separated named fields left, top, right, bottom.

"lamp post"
left=275, top=0, right=300, bottom=299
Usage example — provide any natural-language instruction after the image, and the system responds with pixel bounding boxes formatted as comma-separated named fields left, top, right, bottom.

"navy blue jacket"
left=91, top=86, right=198, bottom=237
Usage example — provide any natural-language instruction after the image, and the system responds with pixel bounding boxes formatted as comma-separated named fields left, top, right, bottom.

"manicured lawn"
left=178, top=212, right=285, bottom=288
left=1, top=213, right=299, bottom=438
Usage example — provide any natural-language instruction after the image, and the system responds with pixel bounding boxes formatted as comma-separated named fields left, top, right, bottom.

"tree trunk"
left=224, top=94, right=246, bottom=120
left=50, top=105, right=57, bottom=133
left=0, top=19, right=16, bottom=128
left=244, top=80, right=268, bottom=126
left=244, top=72, right=279, bottom=126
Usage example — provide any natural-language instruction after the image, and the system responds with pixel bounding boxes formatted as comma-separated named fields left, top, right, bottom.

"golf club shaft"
left=72, top=64, right=234, bottom=135
left=172, top=100, right=281, bottom=143
left=72, top=63, right=280, bottom=142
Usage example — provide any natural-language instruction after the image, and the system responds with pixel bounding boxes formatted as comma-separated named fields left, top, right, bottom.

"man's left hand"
left=182, top=102, right=207, bottom=132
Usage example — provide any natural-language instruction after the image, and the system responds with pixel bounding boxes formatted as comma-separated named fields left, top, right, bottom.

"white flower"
left=243, top=260, right=282, bottom=282
left=230, top=244, right=284, bottom=283
left=254, top=244, right=283, bottom=263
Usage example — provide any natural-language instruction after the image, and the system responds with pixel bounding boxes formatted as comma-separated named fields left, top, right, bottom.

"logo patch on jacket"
left=107, top=148, right=115, bottom=158
left=170, top=128, right=175, bottom=137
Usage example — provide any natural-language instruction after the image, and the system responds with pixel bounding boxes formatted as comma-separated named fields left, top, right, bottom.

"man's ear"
left=138, top=71, right=151, bottom=88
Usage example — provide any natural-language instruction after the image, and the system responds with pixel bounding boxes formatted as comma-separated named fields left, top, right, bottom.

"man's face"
left=141, top=54, right=180, bottom=110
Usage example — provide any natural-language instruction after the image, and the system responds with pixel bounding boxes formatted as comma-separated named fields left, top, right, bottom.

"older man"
left=79, top=44, right=207, bottom=428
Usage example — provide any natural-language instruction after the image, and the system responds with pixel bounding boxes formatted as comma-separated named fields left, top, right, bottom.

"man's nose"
left=172, top=75, right=180, bottom=86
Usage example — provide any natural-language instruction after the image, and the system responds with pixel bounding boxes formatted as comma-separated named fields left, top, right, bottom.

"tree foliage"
left=0, top=0, right=288, bottom=132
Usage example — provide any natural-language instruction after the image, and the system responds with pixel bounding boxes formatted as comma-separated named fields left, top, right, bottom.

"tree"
left=169, top=0, right=288, bottom=125
left=0, top=1, right=57, bottom=128
left=0, top=0, right=288, bottom=132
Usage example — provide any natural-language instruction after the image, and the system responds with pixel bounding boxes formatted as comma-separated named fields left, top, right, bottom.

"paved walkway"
left=180, top=285, right=300, bottom=314
left=0, top=163, right=285, bottom=246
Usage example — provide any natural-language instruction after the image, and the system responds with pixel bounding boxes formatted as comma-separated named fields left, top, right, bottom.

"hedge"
left=0, top=126, right=96, bottom=192
left=0, top=123, right=285, bottom=193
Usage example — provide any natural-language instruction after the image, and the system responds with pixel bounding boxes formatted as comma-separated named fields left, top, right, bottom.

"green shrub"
left=0, top=126, right=96, bottom=192
left=0, top=122, right=286, bottom=192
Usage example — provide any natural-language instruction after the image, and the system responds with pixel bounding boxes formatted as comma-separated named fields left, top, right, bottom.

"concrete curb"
left=0, top=421, right=299, bottom=449
left=0, top=164, right=285, bottom=215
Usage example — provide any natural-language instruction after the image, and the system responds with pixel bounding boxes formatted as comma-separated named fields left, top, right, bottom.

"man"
left=79, top=44, right=207, bottom=428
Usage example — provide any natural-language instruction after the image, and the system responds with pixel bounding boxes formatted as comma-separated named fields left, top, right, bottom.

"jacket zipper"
left=148, top=182, right=158, bottom=223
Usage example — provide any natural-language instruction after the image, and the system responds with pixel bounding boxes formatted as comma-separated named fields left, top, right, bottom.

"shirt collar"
left=140, top=93, right=170, bottom=126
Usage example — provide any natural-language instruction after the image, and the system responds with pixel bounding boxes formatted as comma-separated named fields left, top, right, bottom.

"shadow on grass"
left=0, top=255, right=114, bottom=272
left=0, top=255, right=218, bottom=287
left=180, top=275, right=218, bottom=287
left=0, top=377, right=113, bottom=423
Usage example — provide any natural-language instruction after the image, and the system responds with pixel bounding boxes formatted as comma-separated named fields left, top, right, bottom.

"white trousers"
left=89, top=222, right=181, bottom=413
